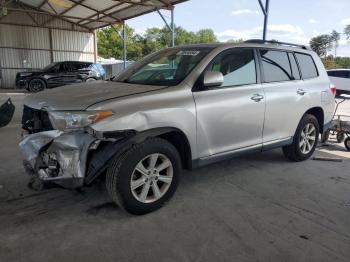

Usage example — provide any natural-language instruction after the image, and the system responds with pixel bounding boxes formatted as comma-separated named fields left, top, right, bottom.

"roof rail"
left=244, top=39, right=310, bottom=50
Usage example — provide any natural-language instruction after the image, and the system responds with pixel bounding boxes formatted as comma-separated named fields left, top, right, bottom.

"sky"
left=126, top=0, right=350, bottom=56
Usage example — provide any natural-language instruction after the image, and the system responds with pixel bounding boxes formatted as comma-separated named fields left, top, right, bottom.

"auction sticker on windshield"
left=177, top=51, right=200, bottom=56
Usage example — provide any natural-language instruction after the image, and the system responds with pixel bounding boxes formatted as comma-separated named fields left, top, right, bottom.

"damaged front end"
left=19, top=106, right=134, bottom=189
left=20, top=130, right=98, bottom=188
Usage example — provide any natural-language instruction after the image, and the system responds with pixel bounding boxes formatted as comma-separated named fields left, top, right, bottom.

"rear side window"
left=208, top=49, right=257, bottom=87
left=288, top=53, right=301, bottom=80
left=295, top=53, right=318, bottom=79
left=260, top=50, right=294, bottom=82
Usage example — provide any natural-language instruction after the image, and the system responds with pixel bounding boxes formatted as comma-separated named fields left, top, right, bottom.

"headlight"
left=48, top=110, right=113, bottom=131
left=20, top=73, right=33, bottom=77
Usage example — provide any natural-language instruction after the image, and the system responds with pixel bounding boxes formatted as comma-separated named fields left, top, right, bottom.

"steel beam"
left=258, top=0, right=270, bottom=40
left=123, top=22, right=127, bottom=69
left=157, top=9, right=175, bottom=47
left=171, top=8, right=175, bottom=47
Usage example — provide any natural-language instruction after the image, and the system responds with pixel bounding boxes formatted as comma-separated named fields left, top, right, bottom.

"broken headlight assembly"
left=48, top=110, right=113, bottom=131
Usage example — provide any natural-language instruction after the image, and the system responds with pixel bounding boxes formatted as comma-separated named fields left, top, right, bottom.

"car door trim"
left=194, top=143, right=262, bottom=168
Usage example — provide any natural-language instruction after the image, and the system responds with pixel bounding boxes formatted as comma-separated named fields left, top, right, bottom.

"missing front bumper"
left=20, top=130, right=97, bottom=188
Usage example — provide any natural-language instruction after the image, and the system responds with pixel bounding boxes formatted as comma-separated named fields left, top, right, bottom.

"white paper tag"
left=177, top=51, right=200, bottom=56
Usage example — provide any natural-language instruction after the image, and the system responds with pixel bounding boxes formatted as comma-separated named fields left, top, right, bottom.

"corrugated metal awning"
left=5, top=0, right=188, bottom=31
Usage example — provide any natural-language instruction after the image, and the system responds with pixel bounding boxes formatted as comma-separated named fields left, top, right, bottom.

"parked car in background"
left=20, top=41, right=335, bottom=215
left=327, top=69, right=350, bottom=96
left=16, top=61, right=106, bottom=92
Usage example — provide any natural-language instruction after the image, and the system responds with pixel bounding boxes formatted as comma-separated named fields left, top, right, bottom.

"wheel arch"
left=304, top=107, right=324, bottom=133
left=85, top=127, right=193, bottom=184
left=131, top=127, right=193, bottom=170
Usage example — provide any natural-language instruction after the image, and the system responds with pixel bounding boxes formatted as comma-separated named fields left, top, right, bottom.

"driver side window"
left=207, top=49, right=257, bottom=87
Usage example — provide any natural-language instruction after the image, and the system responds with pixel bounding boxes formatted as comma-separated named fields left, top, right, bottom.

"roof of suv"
left=177, top=40, right=314, bottom=54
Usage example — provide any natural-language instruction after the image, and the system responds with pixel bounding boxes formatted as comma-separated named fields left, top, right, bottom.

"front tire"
left=106, top=138, right=181, bottom=215
left=283, top=114, right=319, bottom=161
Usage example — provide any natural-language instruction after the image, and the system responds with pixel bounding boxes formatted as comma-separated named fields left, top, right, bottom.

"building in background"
left=0, top=3, right=96, bottom=89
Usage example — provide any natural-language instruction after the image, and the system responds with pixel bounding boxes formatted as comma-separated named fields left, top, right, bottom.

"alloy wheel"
left=130, top=153, right=173, bottom=203
left=30, top=80, right=44, bottom=92
left=299, top=123, right=317, bottom=154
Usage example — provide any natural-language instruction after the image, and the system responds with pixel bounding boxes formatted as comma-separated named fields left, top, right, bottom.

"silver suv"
left=20, top=40, right=335, bottom=214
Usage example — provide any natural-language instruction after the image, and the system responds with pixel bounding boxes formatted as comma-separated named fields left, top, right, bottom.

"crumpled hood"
left=24, top=81, right=165, bottom=110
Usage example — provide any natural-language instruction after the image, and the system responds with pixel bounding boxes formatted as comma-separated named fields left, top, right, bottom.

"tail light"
left=330, top=84, right=336, bottom=96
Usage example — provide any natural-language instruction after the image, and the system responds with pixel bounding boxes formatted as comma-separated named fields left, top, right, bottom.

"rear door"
left=259, top=49, right=304, bottom=145
left=66, top=62, right=87, bottom=84
left=193, top=48, right=265, bottom=157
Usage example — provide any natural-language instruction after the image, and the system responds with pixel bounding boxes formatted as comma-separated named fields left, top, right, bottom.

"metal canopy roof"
left=6, top=0, right=188, bottom=31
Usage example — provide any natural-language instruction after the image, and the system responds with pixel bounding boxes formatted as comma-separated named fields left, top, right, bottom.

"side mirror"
left=203, top=71, right=224, bottom=88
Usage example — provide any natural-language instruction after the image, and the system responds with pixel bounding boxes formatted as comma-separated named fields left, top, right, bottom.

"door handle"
left=297, top=89, right=307, bottom=95
left=251, top=94, right=264, bottom=102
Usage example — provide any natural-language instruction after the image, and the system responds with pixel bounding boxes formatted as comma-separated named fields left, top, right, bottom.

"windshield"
left=42, top=62, right=58, bottom=72
left=115, top=47, right=213, bottom=86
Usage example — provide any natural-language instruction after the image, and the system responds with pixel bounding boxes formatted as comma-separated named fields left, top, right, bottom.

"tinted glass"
left=43, top=62, right=58, bottom=72
left=59, top=63, right=68, bottom=72
left=208, top=49, right=256, bottom=87
left=295, top=53, right=318, bottom=79
left=288, top=53, right=301, bottom=80
left=260, top=50, right=293, bottom=82
left=116, top=47, right=212, bottom=86
left=70, top=63, right=91, bottom=71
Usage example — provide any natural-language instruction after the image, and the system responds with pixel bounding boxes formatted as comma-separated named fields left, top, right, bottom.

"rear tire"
left=28, top=78, right=46, bottom=92
left=336, top=132, right=345, bottom=143
left=283, top=114, right=319, bottom=162
left=321, top=130, right=330, bottom=143
left=106, top=138, right=181, bottom=215
left=345, top=137, right=350, bottom=151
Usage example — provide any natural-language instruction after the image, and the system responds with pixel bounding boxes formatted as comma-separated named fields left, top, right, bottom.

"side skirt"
left=192, top=137, right=293, bottom=169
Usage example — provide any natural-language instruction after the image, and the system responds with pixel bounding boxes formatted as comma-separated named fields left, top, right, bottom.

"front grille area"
left=22, top=105, right=54, bottom=134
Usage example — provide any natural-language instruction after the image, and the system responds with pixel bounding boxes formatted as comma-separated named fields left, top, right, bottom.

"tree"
left=309, top=34, right=333, bottom=57
left=345, top=24, right=350, bottom=40
left=96, top=24, right=146, bottom=61
left=195, top=29, right=217, bottom=43
left=226, top=39, right=244, bottom=44
left=97, top=24, right=217, bottom=61
left=322, top=56, right=350, bottom=69
left=330, top=30, right=341, bottom=57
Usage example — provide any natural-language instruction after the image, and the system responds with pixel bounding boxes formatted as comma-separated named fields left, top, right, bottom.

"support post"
left=171, top=8, right=175, bottom=47
left=123, top=21, right=127, bottom=69
left=48, top=28, right=54, bottom=63
left=262, top=0, right=270, bottom=40
left=157, top=9, right=175, bottom=47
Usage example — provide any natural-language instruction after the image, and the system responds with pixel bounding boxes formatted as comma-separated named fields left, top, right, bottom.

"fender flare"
left=85, top=127, right=192, bottom=184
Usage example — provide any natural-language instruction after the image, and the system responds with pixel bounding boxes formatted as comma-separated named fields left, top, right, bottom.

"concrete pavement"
left=0, top=93, right=350, bottom=262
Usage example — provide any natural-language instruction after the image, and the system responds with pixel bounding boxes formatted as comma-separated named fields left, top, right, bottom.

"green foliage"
left=322, top=56, right=350, bottom=69
left=97, top=24, right=217, bottom=61
left=309, top=34, right=333, bottom=57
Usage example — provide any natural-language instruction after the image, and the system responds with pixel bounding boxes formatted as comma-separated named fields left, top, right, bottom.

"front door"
left=193, top=48, right=265, bottom=158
